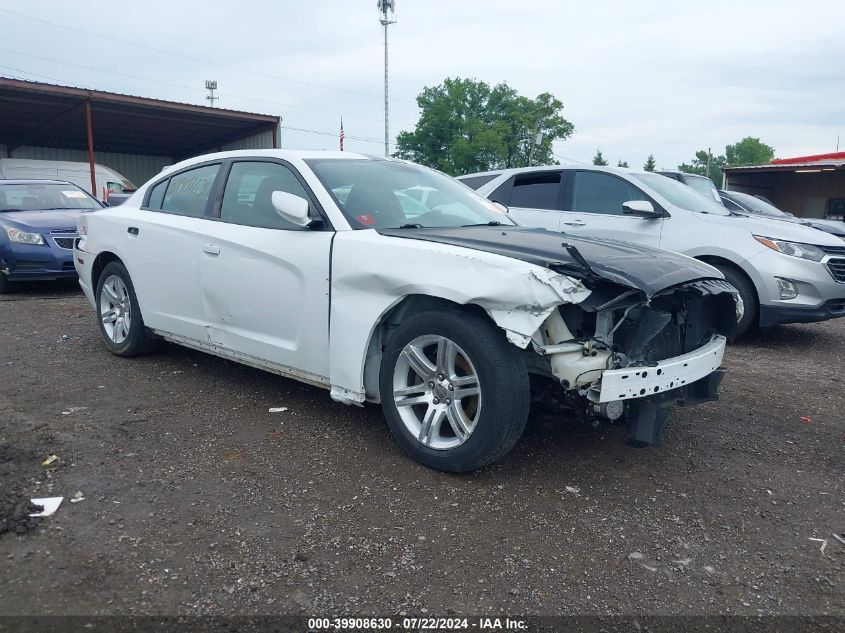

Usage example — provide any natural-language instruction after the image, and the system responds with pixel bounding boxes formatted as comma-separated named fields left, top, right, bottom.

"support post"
left=383, top=21, right=389, bottom=157
left=85, top=100, right=96, bottom=197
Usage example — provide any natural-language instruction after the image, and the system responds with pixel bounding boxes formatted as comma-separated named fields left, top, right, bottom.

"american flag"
left=339, top=117, right=345, bottom=151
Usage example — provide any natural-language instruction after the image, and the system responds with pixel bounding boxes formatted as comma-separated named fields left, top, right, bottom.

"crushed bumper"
left=596, top=335, right=727, bottom=404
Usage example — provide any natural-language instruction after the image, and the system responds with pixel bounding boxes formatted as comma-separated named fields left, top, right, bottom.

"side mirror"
left=622, top=200, right=661, bottom=218
left=272, top=191, right=313, bottom=227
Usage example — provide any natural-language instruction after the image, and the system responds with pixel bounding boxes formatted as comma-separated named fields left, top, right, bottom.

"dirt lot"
left=1, top=281, right=843, bottom=619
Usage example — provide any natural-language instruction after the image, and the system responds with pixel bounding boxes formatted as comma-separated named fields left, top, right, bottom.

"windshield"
left=0, top=183, right=102, bottom=211
left=726, top=191, right=791, bottom=217
left=681, top=174, right=722, bottom=203
left=631, top=173, right=731, bottom=216
left=306, top=158, right=514, bottom=229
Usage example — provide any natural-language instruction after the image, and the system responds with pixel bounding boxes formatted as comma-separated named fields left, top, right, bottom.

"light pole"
left=205, top=80, right=218, bottom=107
left=377, top=0, right=396, bottom=157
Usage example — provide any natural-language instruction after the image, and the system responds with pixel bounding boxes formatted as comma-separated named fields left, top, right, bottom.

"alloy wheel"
left=99, top=274, right=132, bottom=344
left=391, top=334, right=482, bottom=450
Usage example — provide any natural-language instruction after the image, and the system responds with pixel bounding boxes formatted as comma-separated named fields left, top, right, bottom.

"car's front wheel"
left=379, top=308, right=530, bottom=472
left=95, top=261, right=158, bottom=357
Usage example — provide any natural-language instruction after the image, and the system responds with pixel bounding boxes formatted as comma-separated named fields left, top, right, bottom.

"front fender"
left=328, top=231, right=591, bottom=404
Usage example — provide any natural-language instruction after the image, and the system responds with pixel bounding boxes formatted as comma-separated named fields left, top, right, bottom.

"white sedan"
left=75, top=150, right=735, bottom=472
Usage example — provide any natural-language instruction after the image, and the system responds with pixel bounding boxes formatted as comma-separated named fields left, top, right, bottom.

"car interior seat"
left=343, top=184, right=405, bottom=228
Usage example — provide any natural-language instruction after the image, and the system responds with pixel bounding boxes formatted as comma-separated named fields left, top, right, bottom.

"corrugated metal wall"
left=0, top=145, right=171, bottom=187
left=0, top=128, right=275, bottom=188
left=221, top=129, right=275, bottom=151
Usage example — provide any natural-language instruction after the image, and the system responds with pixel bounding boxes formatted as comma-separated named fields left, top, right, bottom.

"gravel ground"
left=0, top=281, right=843, bottom=620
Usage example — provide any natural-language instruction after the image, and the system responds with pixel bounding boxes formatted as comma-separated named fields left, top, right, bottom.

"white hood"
left=693, top=211, right=844, bottom=246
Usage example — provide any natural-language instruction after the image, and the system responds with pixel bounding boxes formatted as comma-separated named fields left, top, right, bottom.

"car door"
left=558, top=170, right=664, bottom=247
left=196, top=159, right=333, bottom=382
left=500, top=171, right=564, bottom=231
left=123, top=162, right=222, bottom=342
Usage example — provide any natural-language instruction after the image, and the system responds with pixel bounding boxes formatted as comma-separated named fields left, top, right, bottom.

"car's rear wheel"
left=379, top=308, right=529, bottom=472
left=95, top=261, right=158, bottom=356
left=714, top=264, right=757, bottom=339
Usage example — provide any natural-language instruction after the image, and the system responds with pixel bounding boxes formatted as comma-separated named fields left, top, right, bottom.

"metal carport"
left=0, top=77, right=281, bottom=195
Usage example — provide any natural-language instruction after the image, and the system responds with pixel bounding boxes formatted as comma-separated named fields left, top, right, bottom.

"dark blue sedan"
left=0, top=180, right=103, bottom=293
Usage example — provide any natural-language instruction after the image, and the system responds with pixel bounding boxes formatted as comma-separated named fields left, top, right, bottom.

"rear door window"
left=508, top=172, right=562, bottom=210
left=572, top=172, right=648, bottom=215
left=160, top=164, right=220, bottom=217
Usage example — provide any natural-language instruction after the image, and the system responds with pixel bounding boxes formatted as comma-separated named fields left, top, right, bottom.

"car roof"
left=658, top=170, right=710, bottom=180
left=0, top=179, right=78, bottom=185
left=459, top=164, right=648, bottom=179
left=166, top=149, right=380, bottom=173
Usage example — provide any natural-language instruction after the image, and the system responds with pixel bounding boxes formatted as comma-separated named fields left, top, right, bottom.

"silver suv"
left=460, top=166, right=845, bottom=337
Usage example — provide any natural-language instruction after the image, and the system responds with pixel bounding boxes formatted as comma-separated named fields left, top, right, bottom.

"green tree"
left=679, top=149, right=726, bottom=186
left=725, top=137, right=775, bottom=166
left=617, top=160, right=629, bottom=168
left=393, top=77, right=574, bottom=175
left=680, top=137, right=775, bottom=186
left=592, top=150, right=608, bottom=166
left=643, top=154, right=656, bottom=171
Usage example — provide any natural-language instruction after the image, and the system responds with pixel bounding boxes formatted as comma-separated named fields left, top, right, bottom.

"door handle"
left=127, top=226, right=139, bottom=235
left=202, top=244, right=220, bottom=256
left=562, top=219, right=586, bottom=226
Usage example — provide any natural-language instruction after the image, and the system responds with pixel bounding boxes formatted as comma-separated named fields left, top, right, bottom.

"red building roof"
left=771, top=152, right=845, bottom=165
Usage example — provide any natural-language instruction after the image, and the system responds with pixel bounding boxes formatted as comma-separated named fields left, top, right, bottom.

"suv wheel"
left=716, top=265, right=757, bottom=339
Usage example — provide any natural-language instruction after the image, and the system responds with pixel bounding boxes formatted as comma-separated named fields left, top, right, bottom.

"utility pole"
left=377, top=0, right=396, bottom=157
left=205, top=80, right=218, bottom=107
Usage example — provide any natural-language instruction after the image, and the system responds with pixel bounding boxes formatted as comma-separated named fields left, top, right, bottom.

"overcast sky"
left=1, top=0, right=843, bottom=170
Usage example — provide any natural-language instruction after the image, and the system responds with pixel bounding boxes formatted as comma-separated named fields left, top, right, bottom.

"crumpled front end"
left=528, top=278, right=737, bottom=445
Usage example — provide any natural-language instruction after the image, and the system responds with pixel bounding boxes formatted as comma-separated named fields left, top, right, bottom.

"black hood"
left=378, top=226, right=723, bottom=296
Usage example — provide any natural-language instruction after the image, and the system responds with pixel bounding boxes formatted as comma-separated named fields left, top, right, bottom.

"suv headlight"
left=754, top=236, right=824, bottom=262
left=3, top=225, right=45, bottom=245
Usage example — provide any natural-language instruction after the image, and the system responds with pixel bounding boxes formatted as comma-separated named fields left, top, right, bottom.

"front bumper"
left=596, top=335, right=727, bottom=404
left=1, top=236, right=77, bottom=281
left=73, top=242, right=97, bottom=308
left=745, top=248, right=845, bottom=326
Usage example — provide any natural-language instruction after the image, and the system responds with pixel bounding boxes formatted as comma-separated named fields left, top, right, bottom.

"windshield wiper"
left=0, top=208, right=24, bottom=212
left=461, top=221, right=504, bottom=227
left=397, top=223, right=424, bottom=229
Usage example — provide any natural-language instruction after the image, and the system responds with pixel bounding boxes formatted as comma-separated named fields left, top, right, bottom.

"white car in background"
left=460, top=166, right=845, bottom=337
left=75, top=151, right=736, bottom=472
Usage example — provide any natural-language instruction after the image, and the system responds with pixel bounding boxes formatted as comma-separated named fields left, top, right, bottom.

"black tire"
left=714, top=264, right=757, bottom=340
left=95, top=261, right=159, bottom=357
left=379, top=308, right=530, bottom=472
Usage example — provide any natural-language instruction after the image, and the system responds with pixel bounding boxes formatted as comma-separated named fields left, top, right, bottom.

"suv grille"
left=819, top=245, right=845, bottom=256
left=826, top=258, right=845, bottom=283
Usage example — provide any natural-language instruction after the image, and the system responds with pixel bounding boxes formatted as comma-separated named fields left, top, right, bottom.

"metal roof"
left=724, top=152, right=845, bottom=173
left=0, top=77, right=279, bottom=158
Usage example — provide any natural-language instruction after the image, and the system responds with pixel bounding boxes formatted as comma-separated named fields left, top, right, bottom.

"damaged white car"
left=74, top=150, right=736, bottom=472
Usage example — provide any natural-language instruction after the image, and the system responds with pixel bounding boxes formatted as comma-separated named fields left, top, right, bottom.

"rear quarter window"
left=458, top=174, right=498, bottom=190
